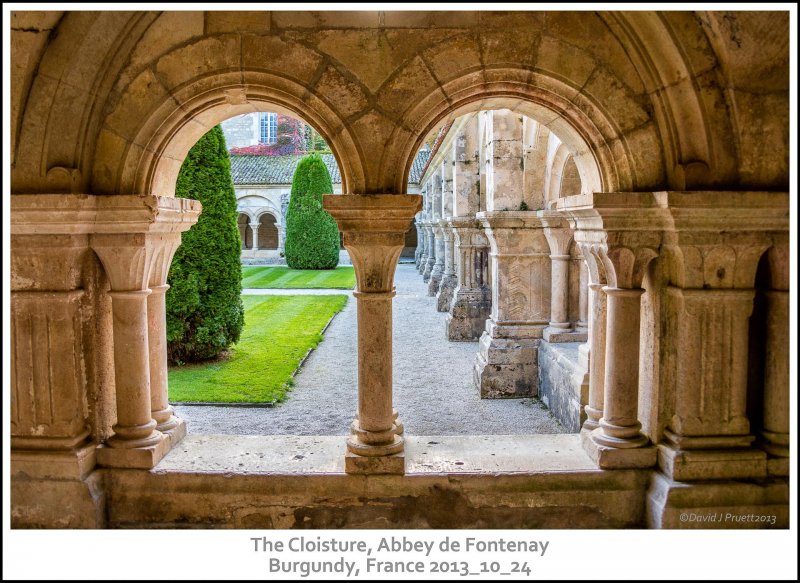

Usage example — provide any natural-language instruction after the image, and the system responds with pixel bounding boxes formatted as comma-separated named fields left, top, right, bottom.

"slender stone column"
left=414, top=219, right=424, bottom=269
left=446, top=217, right=491, bottom=340
left=147, top=234, right=184, bottom=442
left=422, top=223, right=436, bottom=282
left=593, top=287, right=648, bottom=448
left=761, top=289, right=789, bottom=471
left=577, top=261, right=589, bottom=332
left=474, top=212, right=550, bottom=398
left=278, top=226, right=286, bottom=254
left=584, top=281, right=607, bottom=431
left=436, top=220, right=457, bottom=311
left=249, top=223, right=260, bottom=251
left=417, top=220, right=429, bottom=274
left=427, top=223, right=445, bottom=296
left=323, top=194, right=422, bottom=474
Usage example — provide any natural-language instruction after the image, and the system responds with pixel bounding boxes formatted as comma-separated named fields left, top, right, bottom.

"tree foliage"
left=166, top=125, right=245, bottom=363
left=284, top=153, right=340, bottom=270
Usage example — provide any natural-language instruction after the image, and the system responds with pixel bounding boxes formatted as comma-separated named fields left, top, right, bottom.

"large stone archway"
left=9, top=10, right=789, bottom=531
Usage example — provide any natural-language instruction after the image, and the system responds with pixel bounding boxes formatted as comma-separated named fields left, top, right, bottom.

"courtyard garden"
left=169, top=293, right=348, bottom=403
left=241, top=265, right=355, bottom=289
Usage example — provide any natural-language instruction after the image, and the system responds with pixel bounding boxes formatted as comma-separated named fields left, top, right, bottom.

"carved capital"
left=323, top=195, right=422, bottom=294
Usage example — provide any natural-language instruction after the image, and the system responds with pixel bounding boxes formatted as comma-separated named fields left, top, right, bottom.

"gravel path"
left=175, top=265, right=567, bottom=435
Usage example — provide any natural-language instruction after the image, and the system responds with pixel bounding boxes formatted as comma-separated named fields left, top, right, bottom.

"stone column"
left=417, top=219, right=429, bottom=274
left=147, top=234, right=185, bottom=443
left=427, top=223, right=445, bottom=295
left=414, top=219, right=424, bottom=269
left=91, top=234, right=164, bottom=468
left=577, top=261, right=589, bottom=332
left=761, top=289, right=789, bottom=464
left=278, top=226, right=286, bottom=254
left=422, top=223, right=436, bottom=282
left=474, top=212, right=550, bottom=398
left=323, top=194, right=422, bottom=474
left=446, top=217, right=491, bottom=341
left=249, top=222, right=260, bottom=251
left=436, top=220, right=457, bottom=311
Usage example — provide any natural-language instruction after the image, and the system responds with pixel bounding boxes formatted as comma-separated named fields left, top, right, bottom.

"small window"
left=259, top=112, right=277, bottom=144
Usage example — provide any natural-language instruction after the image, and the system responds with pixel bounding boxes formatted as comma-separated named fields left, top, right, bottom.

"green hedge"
left=166, top=125, right=244, bottom=364
left=284, top=153, right=340, bottom=269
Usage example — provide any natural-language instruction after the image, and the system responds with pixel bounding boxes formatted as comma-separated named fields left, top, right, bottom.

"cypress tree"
left=166, top=125, right=244, bottom=363
left=284, top=153, right=340, bottom=269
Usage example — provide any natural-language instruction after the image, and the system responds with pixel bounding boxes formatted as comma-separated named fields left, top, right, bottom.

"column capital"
left=324, top=195, right=422, bottom=294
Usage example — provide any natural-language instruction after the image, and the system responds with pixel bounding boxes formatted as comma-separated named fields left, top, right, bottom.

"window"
left=259, top=112, right=277, bottom=144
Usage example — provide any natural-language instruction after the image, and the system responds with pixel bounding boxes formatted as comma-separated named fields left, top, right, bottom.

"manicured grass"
left=168, top=295, right=348, bottom=403
left=241, top=266, right=355, bottom=289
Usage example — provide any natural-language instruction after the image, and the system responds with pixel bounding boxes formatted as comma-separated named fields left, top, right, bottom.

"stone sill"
left=155, top=434, right=597, bottom=475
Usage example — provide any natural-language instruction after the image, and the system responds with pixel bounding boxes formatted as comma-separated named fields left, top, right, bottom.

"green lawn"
left=241, top=266, right=355, bottom=289
left=168, top=295, right=348, bottom=403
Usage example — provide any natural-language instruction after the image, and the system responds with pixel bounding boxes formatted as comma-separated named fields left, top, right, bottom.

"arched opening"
left=257, top=213, right=279, bottom=250
left=238, top=213, right=252, bottom=249
left=559, top=155, right=582, bottom=198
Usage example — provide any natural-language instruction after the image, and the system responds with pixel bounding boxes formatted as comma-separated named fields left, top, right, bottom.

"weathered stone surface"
left=538, top=341, right=587, bottom=433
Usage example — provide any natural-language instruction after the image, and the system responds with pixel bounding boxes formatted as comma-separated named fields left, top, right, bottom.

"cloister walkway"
left=174, top=264, right=567, bottom=435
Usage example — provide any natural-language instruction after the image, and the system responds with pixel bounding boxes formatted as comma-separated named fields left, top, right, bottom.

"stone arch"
left=257, top=212, right=280, bottom=250
left=394, top=73, right=652, bottom=197
left=237, top=213, right=253, bottom=249
left=93, top=73, right=363, bottom=198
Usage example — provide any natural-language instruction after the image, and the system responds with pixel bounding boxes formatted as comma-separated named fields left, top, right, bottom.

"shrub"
left=166, top=125, right=245, bottom=363
left=284, top=153, right=340, bottom=269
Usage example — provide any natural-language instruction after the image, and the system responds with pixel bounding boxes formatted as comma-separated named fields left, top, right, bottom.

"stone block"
left=538, top=341, right=587, bottom=432
left=474, top=334, right=539, bottom=398
left=96, top=435, right=170, bottom=470
left=657, top=444, right=767, bottom=481
left=345, top=451, right=405, bottom=475
left=646, top=472, right=789, bottom=529
left=581, top=430, right=657, bottom=469
left=436, top=274, right=457, bottom=311
left=446, top=289, right=491, bottom=341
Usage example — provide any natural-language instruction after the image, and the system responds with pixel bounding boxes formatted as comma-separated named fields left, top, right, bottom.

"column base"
left=11, top=444, right=106, bottom=528
left=646, top=472, right=789, bottom=529
left=427, top=268, right=443, bottom=296
left=436, top=274, right=458, bottom=312
left=422, top=258, right=435, bottom=282
left=542, top=326, right=588, bottom=343
left=446, top=289, right=491, bottom=341
left=163, top=417, right=188, bottom=448
left=96, top=433, right=170, bottom=469
left=473, top=328, right=541, bottom=398
left=581, top=429, right=657, bottom=469
left=658, top=444, right=767, bottom=481
left=345, top=451, right=406, bottom=475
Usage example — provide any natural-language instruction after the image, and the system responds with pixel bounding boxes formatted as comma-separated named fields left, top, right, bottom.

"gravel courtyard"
left=174, top=264, right=567, bottom=435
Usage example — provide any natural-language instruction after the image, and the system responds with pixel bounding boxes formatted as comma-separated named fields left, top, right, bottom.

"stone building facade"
left=9, top=10, right=790, bottom=529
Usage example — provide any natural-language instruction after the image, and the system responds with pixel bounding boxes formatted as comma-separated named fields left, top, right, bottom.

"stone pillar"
left=446, top=217, right=491, bottom=341
left=422, top=223, right=436, bottom=282
left=278, top=226, right=286, bottom=254
left=91, top=234, right=165, bottom=468
left=323, top=194, right=422, bottom=474
left=427, top=223, right=445, bottom=296
left=474, top=212, right=550, bottom=398
left=577, top=260, right=589, bottom=332
left=249, top=223, right=260, bottom=251
left=147, top=234, right=185, bottom=443
left=417, top=220, right=429, bottom=274
left=414, top=219, right=424, bottom=269
left=761, top=288, right=789, bottom=473
left=436, top=220, right=457, bottom=311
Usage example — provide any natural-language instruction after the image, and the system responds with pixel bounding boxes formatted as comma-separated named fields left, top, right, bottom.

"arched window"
left=259, top=112, right=277, bottom=144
